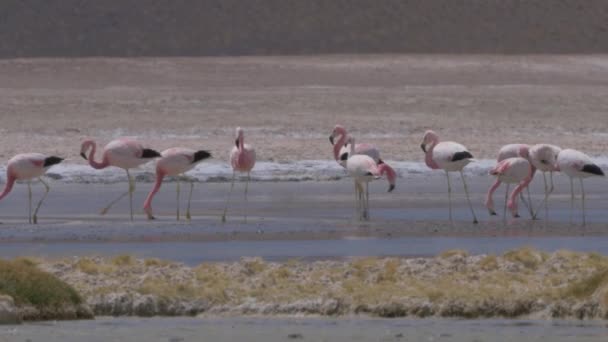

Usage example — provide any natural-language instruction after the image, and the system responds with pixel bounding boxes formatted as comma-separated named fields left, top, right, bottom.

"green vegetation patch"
left=0, top=259, right=83, bottom=308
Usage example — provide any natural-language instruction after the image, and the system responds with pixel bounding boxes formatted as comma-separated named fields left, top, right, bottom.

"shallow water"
left=2, top=317, right=608, bottom=342
left=4, top=236, right=608, bottom=264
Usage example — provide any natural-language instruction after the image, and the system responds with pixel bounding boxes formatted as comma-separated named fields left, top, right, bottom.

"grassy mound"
left=0, top=258, right=91, bottom=320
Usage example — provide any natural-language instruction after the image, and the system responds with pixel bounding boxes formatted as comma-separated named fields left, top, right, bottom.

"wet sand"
left=1, top=55, right=608, bottom=162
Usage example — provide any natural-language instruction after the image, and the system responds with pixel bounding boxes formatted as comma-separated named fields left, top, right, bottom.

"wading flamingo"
left=329, top=125, right=397, bottom=190
left=346, top=137, right=396, bottom=220
left=221, top=127, right=256, bottom=223
left=143, top=148, right=211, bottom=220
left=0, top=153, right=64, bottom=223
left=80, top=138, right=161, bottom=221
left=420, top=130, right=478, bottom=224
left=529, top=144, right=562, bottom=220
left=556, top=149, right=604, bottom=226
left=485, top=144, right=534, bottom=217
left=489, top=157, right=533, bottom=224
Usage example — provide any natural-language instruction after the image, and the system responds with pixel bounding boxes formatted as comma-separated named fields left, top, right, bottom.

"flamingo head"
left=80, top=139, right=96, bottom=160
left=534, top=144, right=562, bottom=172
left=420, top=130, right=439, bottom=153
left=329, top=125, right=347, bottom=145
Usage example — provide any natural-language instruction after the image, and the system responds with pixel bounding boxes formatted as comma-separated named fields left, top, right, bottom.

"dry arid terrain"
left=1, top=55, right=608, bottom=164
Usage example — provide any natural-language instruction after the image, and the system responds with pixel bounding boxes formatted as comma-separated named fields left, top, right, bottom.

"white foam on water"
left=1, top=157, right=608, bottom=184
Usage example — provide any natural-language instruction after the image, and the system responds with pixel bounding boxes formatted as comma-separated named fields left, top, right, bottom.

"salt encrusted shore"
left=21, top=248, right=608, bottom=320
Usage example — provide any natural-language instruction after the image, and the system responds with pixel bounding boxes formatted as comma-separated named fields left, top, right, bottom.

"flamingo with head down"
left=0, top=153, right=64, bottom=223
left=143, top=148, right=211, bottom=221
left=345, top=137, right=396, bottom=221
left=489, top=157, right=533, bottom=224
left=329, top=125, right=397, bottom=190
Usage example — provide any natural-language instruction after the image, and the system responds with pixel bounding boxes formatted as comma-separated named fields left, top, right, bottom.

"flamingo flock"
left=0, top=125, right=605, bottom=226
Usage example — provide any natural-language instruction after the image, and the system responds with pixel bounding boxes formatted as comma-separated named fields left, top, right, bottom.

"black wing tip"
left=582, top=164, right=605, bottom=176
left=340, top=152, right=349, bottom=161
left=44, top=156, right=64, bottom=167
left=193, top=150, right=212, bottom=163
left=141, top=149, right=161, bottom=159
left=451, top=151, right=474, bottom=162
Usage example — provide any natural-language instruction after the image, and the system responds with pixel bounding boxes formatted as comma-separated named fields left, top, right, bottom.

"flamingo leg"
left=580, top=178, right=586, bottom=227
left=27, top=180, right=32, bottom=224
left=503, top=183, right=510, bottom=225
left=186, top=176, right=194, bottom=221
left=176, top=178, right=181, bottom=221
left=485, top=179, right=501, bottom=216
left=521, top=186, right=533, bottom=218
left=445, top=171, right=453, bottom=224
left=100, top=170, right=132, bottom=218
left=244, top=172, right=250, bottom=223
left=221, top=171, right=236, bottom=223
left=354, top=182, right=360, bottom=218
left=32, top=177, right=50, bottom=224
left=364, top=182, right=370, bottom=220
left=569, top=177, right=574, bottom=225
left=460, top=171, right=478, bottom=224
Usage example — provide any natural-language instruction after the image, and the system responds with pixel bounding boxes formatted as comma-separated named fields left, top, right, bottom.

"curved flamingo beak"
left=388, top=184, right=395, bottom=192
left=329, top=136, right=334, bottom=145
left=420, top=144, right=426, bottom=153
left=80, top=152, right=88, bottom=160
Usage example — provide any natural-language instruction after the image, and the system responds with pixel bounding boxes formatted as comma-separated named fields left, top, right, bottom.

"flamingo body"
left=80, top=138, right=161, bottom=220
left=557, top=148, right=604, bottom=226
left=421, top=130, right=478, bottom=224
left=346, top=138, right=395, bottom=220
left=222, top=127, right=257, bottom=223
left=490, top=157, right=533, bottom=217
left=329, top=124, right=397, bottom=189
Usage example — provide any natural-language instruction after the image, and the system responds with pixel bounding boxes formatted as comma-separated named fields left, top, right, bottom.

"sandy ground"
left=1, top=55, right=608, bottom=163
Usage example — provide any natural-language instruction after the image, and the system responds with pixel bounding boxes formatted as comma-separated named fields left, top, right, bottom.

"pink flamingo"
left=420, top=130, right=478, bottom=224
left=0, top=153, right=64, bottom=223
left=143, top=148, right=211, bottom=220
left=489, top=157, right=533, bottom=223
left=221, top=127, right=256, bottom=223
left=80, top=138, right=161, bottom=221
left=485, top=144, right=535, bottom=217
left=346, top=137, right=396, bottom=220
left=529, top=144, right=562, bottom=220
left=557, top=149, right=604, bottom=226
left=329, top=125, right=397, bottom=190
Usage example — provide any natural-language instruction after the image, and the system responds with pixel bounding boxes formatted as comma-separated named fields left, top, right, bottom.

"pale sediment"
left=31, top=248, right=608, bottom=320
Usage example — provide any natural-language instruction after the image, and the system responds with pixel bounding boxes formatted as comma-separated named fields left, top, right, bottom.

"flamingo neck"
left=0, top=172, right=16, bottom=201
left=333, top=133, right=347, bottom=161
left=238, top=134, right=245, bottom=151
left=87, top=142, right=110, bottom=169
left=424, top=143, right=440, bottom=169
left=143, top=171, right=165, bottom=213
left=378, top=163, right=396, bottom=185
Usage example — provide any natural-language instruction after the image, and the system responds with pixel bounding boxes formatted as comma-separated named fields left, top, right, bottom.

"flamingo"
left=0, top=153, right=64, bottom=223
left=346, top=137, right=396, bottom=220
left=329, top=124, right=397, bottom=190
left=489, top=157, right=533, bottom=223
left=556, top=149, right=604, bottom=226
left=528, top=144, right=562, bottom=220
left=143, top=148, right=212, bottom=221
left=221, top=127, right=256, bottom=223
left=420, top=130, right=478, bottom=224
left=80, top=138, right=161, bottom=221
left=485, top=144, right=535, bottom=217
